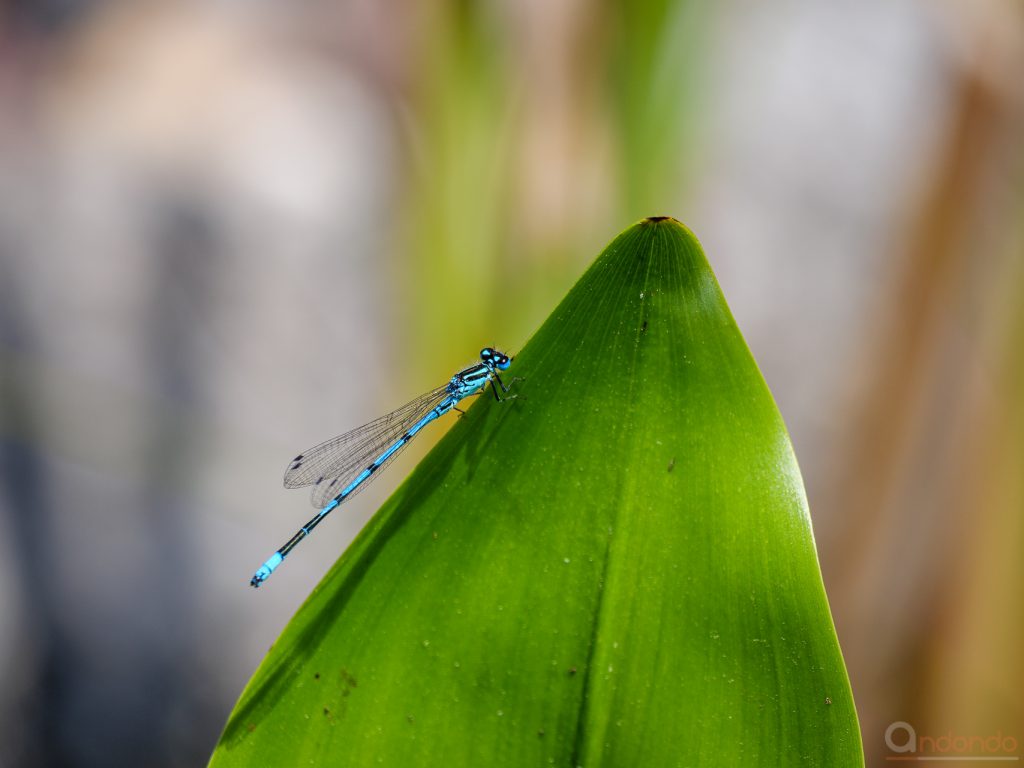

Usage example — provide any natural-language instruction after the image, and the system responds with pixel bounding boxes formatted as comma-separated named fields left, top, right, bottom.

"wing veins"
left=284, top=384, right=451, bottom=508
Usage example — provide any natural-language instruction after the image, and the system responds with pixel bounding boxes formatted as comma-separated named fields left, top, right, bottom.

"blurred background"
left=0, top=0, right=1021, bottom=765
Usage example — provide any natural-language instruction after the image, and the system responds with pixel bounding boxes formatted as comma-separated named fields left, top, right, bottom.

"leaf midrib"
left=570, top=225, right=659, bottom=765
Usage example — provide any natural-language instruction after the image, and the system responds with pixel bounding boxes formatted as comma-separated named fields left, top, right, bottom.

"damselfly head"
left=480, top=347, right=512, bottom=370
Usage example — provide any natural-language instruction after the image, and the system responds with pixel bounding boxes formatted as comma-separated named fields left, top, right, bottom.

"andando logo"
left=885, top=721, right=1019, bottom=760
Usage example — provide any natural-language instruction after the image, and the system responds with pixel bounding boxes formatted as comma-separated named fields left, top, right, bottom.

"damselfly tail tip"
left=250, top=566, right=270, bottom=588
left=250, top=552, right=283, bottom=588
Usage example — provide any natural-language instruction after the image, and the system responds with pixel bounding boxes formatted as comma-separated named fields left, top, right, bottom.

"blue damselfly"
left=250, top=347, right=516, bottom=587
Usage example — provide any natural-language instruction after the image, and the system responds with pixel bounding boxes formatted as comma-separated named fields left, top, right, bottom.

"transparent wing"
left=284, top=384, right=452, bottom=508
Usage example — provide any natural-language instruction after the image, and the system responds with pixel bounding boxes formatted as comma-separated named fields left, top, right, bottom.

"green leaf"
left=211, top=218, right=863, bottom=766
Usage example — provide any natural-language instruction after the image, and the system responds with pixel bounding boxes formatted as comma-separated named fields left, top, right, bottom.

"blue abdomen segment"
left=251, top=552, right=283, bottom=587
left=345, top=468, right=373, bottom=492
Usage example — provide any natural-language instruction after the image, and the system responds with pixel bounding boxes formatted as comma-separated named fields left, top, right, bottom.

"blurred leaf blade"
left=608, top=0, right=710, bottom=217
left=210, top=218, right=862, bottom=766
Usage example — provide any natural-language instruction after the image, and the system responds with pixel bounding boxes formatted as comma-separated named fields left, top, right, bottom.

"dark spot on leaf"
left=569, top=667, right=577, bottom=676
left=667, top=457, right=675, bottom=472
left=640, top=320, right=648, bottom=333
left=825, top=697, right=832, bottom=705
left=314, top=672, right=320, bottom=680
left=407, top=715, right=414, bottom=723
left=643, top=215, right=673, bottom=223
left=538, top=729, right=545, bottom=737
left=246, top=723, right=256, bottom=733
left=323, top=707, right=330, bottom=716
